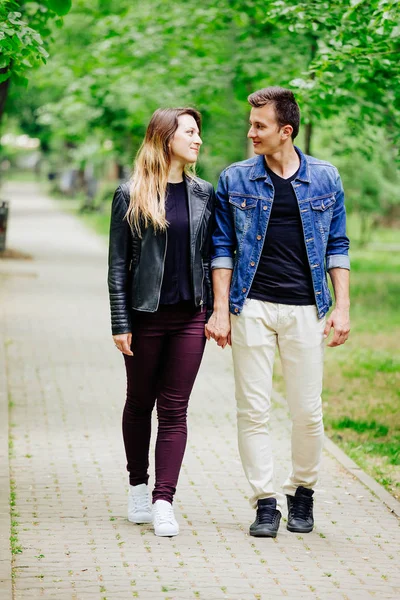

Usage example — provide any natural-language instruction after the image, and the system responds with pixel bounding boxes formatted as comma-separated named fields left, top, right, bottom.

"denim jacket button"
left=242, top=287, right=247, bottom=292
left=256, top=235, right=261, bottom=240
left=234, top=307, right=239, bottom=313
left=250, top=261, right=255, bottom=267
left=241, top=201, right=246, bottom=207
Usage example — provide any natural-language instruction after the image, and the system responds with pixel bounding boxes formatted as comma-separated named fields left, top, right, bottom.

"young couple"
left=107, top=87, right=350, bottom=538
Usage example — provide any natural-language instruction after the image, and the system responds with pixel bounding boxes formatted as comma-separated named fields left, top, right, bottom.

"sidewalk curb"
left=272, top=390, right=400, bottom=519
left=0, top=334, right=12, bottom=600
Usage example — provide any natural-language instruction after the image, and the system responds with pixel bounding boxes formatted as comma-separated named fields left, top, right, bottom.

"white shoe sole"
left=154, top=526, right=179, bottom=537
left=128, top=513, right=153, bottom=524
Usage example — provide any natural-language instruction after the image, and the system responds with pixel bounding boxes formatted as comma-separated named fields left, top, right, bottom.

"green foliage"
left=3, top=0, right=400, bottom=203
left=47, top=0, right=72, bottom=16
left=91, top=180, right=120, bottom=211
left=0, top=0, right=71, bottom=121
left=0, top=7, right=49, bottom=85
left=264, top=0, right=400, bottom=143
left=313, top=118, right=400, bottom=240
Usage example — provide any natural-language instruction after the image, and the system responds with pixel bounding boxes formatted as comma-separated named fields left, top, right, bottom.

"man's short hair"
left=248, top=87, right=300, bottom=140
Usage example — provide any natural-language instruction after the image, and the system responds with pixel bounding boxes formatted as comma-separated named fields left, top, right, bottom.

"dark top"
left=159, top=181, right=193, bottom=305
left=248, top=163, right=315, bottom=305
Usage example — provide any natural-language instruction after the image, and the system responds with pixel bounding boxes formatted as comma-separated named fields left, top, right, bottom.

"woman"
left=108, top=107, right=214, bottom=537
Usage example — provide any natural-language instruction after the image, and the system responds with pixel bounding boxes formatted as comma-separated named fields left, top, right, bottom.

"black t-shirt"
left=159, top=181, right=193, bottom=305
left=248, top=163, right=315, bottom=305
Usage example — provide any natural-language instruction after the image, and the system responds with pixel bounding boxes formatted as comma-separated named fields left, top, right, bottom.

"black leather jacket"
left=108, top=176, right=215, bottom=335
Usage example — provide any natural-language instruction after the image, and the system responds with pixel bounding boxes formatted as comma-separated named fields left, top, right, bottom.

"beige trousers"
left=231, top=299, right=325, bottom=509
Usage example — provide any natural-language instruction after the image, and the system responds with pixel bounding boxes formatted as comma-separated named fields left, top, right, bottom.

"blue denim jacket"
left=211, top=147, right=350, bottom=318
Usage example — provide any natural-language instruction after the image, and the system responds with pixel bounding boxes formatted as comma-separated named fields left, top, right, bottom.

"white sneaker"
left=153, top=500, right=179, bottom=537
left=127, top=484, right=153, bottom=524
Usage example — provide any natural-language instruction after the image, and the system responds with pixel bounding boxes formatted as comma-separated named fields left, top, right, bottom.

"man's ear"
left=281, top=124, right=293, bottom=140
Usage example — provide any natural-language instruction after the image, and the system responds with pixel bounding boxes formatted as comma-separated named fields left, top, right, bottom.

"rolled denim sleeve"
left=211, top=170, right=235, bottom=270
left=326, top=171, right=350, bottom=271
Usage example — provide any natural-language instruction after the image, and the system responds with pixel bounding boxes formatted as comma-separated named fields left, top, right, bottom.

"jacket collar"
left=294, top=147, right=310, bottom=183
left=185, top=174, right=209, bottom=196
left=249, top=146, right=310, bottom=183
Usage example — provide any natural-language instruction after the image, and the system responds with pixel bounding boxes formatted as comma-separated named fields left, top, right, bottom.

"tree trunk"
left=359, top=213, right=371, bottom=247
left=0, top=70, right=11, bottom=188
left=303, top=35, right=318, bottom=156
left=0, top=69, right=11, bottom=124
left=304, top=121, right=312, bottom=155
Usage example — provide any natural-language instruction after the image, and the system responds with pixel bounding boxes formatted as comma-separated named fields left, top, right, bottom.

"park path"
left=0, top=181, right=399, bottom=600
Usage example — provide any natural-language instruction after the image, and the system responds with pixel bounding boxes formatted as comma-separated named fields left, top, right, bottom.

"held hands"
left=324, top=307, right=350, bottom=347
left=205, top=310, right=231, bottom=349
left=113, top=332, right=133, bottom=356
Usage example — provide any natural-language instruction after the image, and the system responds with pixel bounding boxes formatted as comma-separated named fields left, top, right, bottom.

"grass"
left=10, top=477, right=22, bottom=555
left=8, top=392, right=23, bottom=560
left=1, top=170, right=46, bottom=183
left=324, top=243, right=400, bottom=498
left=80, top=211, right=111, bottom=237
left=346, top=212, right=400, bottom=247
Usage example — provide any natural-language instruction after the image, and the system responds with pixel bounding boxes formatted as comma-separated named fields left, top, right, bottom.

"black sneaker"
left=249, top=498, right=281, bottom=538
left=286, top=486, right=314, bottom=533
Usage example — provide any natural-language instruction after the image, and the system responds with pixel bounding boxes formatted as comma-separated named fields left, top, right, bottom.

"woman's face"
left=169, top=114, right=202, bottom=164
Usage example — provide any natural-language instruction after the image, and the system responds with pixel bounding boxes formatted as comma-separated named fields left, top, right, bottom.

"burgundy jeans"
left=122, top=302, right=207, bottom=504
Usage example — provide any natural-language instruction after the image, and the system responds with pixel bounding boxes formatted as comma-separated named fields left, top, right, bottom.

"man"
left=206, top=87, right=350, bottom=538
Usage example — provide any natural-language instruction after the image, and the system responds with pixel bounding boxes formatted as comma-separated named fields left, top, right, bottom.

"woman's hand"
left=113, top=333, right=134, bottom=356
left=205, top=310, right=231, bottom=348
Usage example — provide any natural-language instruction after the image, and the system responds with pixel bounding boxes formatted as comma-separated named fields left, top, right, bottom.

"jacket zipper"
left=187, top=184, right=197, bottom=306
left=155, top=230, right=168, bottom=311
left=200, top=261, right=205, bottom=312
left=187, top=181, right=209, bottom=309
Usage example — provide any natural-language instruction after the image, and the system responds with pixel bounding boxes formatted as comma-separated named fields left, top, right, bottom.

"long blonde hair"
left=126, top=107, right=202, bottom=236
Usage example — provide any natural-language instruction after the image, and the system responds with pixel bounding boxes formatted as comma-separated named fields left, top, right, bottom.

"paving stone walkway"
left=0, top=181, right=399, bottom=600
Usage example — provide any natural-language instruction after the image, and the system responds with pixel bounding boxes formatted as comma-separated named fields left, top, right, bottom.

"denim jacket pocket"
left=229, top=196, right=258, bottom=210
left=229, top=196, right=258, bottom=246
left=309, top=193, right=336, bottom=242
left=309, top=194, right=336, bottom=211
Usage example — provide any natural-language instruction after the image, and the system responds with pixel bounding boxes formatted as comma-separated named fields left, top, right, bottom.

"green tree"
left=5, top=0, right=400, bottom=198
left=0, top=0, right=72, bottom=121
left=6, top=0, right=311, bottom=179
left=263, top=0, right=400, bottom=152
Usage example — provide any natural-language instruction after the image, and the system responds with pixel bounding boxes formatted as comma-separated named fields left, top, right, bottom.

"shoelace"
left=292, top=495, right=313, bottom=520
left=155, top=505, right=175, bottom=525
left=257, top=506, right=277, bottom=525
left=132, top=494, right=151, bottom=512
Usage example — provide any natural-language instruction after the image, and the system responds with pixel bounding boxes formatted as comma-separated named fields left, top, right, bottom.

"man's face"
left=247, top=104, right=283, bottom=155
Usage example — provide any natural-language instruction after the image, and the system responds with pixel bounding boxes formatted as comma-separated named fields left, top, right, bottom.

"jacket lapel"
left=185, top=176, right=209, bottom=243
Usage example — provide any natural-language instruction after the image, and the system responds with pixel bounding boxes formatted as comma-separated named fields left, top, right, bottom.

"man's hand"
left=324, top=308, right=350, bottom=347
left=205, top=310, right=231, bottom=348
left=113, top=332, right=134, bottom=356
